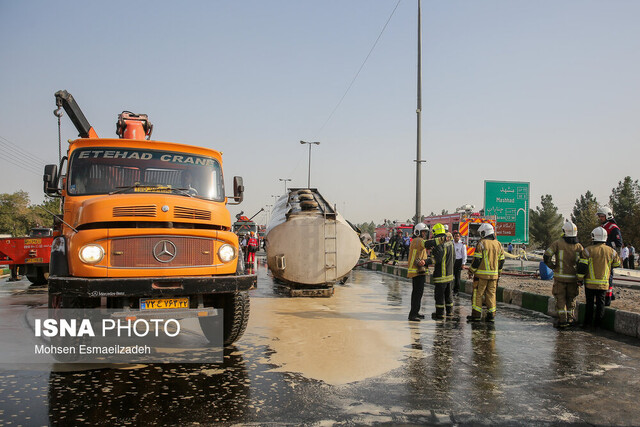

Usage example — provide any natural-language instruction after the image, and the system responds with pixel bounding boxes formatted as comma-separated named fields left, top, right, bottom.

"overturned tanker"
left=265, top=188, right=361, bottom=295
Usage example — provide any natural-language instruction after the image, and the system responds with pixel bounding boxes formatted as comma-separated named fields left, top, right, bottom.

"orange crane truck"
left=43, top=90, right=256, bottom=345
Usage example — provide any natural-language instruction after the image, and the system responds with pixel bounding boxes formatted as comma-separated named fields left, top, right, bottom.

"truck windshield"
left=67, top=148, right=224, bottom=201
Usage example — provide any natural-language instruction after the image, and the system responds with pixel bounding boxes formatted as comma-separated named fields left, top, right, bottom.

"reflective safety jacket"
left=577, top=243, right=621, bottom=290
left=469, top=237, right=505, bottom=279
left=428, top=236, right=455, bottom=283
left=602, top=220, right=623, bottom=250
left=388, top=234, right=403, bottom=253
left=407, top=237, right=428, bottom=278
left=544, top=238, right=583, bottom=283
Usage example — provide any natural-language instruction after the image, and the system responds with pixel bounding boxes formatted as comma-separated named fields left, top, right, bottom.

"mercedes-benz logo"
left=153, top=240, right=177, bottom=263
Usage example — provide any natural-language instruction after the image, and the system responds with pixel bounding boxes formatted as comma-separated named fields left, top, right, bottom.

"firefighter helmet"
left=478, top=223, right=494, bottom=238
left=591, top=226, right=608, bottom=243
left=413, top=223, right=428, bottom=237
left=432, top=223, right=446, bottom=236
left=562, top=220, right=578, bottom=238
left=596, top=206, right=614, bottom=221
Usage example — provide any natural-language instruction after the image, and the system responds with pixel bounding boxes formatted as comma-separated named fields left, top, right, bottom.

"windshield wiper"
left=110, top=184, right=146, bottom=195
left=172, top=188, right=195, bottom=198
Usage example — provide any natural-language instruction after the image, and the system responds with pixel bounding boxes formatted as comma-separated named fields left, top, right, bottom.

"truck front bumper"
left=48, top=274, right=257, bottom=298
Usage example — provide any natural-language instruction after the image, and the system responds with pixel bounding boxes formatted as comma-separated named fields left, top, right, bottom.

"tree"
left=356, top=221, right=376, bottom=236
left=30, top=196, right=61, bottom=228
left=571, top=191, right=599, bottom=245
left=609, top=176, right=640, bottom=246
left=0, top=191, right=32, bottom=236
left=529, top=195, right=563, bottom=248
left=0, top=192, right=60, bottom=236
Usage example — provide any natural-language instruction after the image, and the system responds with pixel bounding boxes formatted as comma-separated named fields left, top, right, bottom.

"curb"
left=359, top=261, right=640, bottom=339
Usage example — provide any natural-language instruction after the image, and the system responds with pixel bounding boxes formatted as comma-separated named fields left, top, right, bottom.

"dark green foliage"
left=529, top=195, right=563, bottom=248
left=609, top=176, right=640, bottom=247
left=0, top=192, right=59, bottom=236
left=571, top=191, right=599, bottom=245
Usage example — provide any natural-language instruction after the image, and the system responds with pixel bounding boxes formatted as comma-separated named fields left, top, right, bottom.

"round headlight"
left=218, top=244, right=237, bottom=263
left=79, top=244, right=104, bottom=264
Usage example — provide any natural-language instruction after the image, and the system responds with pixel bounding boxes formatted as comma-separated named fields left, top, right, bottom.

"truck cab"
left=43, top=90, right=256, bottom=346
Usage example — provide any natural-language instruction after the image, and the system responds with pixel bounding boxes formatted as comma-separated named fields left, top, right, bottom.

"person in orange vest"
left=247, top=231, right=259, bottom=264
left=407, top=223, right=430, bottom=321
left=467, top=223, right=505, bottom=322
left=577, top=227, right=621, bottom=330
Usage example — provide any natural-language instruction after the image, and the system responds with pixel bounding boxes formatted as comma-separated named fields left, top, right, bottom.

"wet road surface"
left=1, top=260, right=640, bottom=425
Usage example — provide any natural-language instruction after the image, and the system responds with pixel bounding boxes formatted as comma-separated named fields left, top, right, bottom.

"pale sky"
left=1, top=0, right=638, bottom=225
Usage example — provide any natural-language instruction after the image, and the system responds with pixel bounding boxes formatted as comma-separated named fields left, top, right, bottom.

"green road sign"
left=484, top=181, right=529, bottom=244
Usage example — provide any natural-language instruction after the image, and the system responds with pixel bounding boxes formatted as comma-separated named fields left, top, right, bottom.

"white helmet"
left=596, top=206, right=613, bottom=221
left=591, top=226, right=608, bottom=243
left=413, top=223, right=428, bottom=237
left=478, top=223, right=494, bottom=238
left=444, top=224, right=449, bottom=231
left=562, top=220, right=578, bottom=237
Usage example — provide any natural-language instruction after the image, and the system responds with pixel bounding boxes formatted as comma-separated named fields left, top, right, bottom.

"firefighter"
left=577, top=227, right=621, bottom=329
left=407, top=223, right=429, bottom=321
left=544, top=221, right=583, bottom=328
left=383, top=230, right=403, bottom=266
left=426, top=223, right=456, bottom=320
left=596, top=206, right=623, bottom=306
left=247, top=231, right=259, bottom=264
left=467, top=223, right=505, bottom=322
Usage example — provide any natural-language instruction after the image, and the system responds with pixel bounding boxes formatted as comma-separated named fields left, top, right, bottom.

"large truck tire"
left=26, top=266, right=48, bottom=286
left=47, top=294, right=93, bottom=362
left=199, top=291, right=250, bottom=346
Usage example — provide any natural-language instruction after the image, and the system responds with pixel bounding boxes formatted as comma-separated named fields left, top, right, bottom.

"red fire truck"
left=374, top=222, right=414, bottom=241
left=423, top=213, right=496, bottom=257
left=0, top=227, right=53, bottom=285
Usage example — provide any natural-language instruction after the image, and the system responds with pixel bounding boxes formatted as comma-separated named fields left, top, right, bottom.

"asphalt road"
left=1, top=260, right=640, bottom=425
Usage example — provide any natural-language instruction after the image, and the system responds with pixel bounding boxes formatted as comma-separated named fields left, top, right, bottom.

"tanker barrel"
left=54, top=90, right=93, bottom=138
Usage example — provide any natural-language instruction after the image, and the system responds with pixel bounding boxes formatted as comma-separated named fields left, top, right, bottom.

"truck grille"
left=113, top=205, right=157, bottom=217
left=109, top=236, right=214, bottom=268
left=174, top=206, right=211, bottom=221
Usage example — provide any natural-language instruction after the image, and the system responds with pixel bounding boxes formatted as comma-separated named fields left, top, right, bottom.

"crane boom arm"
left=54, top=90, right=98, bottom=138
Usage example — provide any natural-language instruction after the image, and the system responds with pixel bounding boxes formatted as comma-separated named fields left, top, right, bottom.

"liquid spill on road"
left=245, top=278, right=409, bottom=385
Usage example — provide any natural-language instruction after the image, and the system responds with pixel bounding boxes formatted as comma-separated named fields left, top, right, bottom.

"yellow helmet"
left=432, top=223, right=446, bottom=236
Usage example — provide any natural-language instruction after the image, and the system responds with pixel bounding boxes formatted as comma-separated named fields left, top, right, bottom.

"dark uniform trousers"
left=453, top=258, right=463, bottom=294
left=584, top=288, right=606, bottom=328
left=434, top=281, right=454, bottom=315
left=410, top=275, right=426, bottom=318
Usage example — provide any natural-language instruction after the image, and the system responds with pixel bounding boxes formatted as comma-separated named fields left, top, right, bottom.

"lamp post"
left=279, top=178, right=291, bottom=194
left=299, top=140, right=320, bottom=188
left=414, top=0, right=424, bottom=224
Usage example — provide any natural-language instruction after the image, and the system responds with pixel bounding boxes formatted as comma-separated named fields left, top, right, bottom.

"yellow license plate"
left=140, top=297, right=189, bottom=310
left=25, top=258, right=43, bottom=263
left=25, top=239, right=42, bottom=245
left=134, top=186, right=172, bottom=193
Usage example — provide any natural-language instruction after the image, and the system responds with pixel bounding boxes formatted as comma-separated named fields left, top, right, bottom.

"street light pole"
left=279, top=178, right=291, bottom=194
left=414, top=0, right=425, bottom=224
left=300, top=140, right=320, bottom=188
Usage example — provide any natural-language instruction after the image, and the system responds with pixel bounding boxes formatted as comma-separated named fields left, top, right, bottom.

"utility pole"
left=414, top=0, right=425, bottom=224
